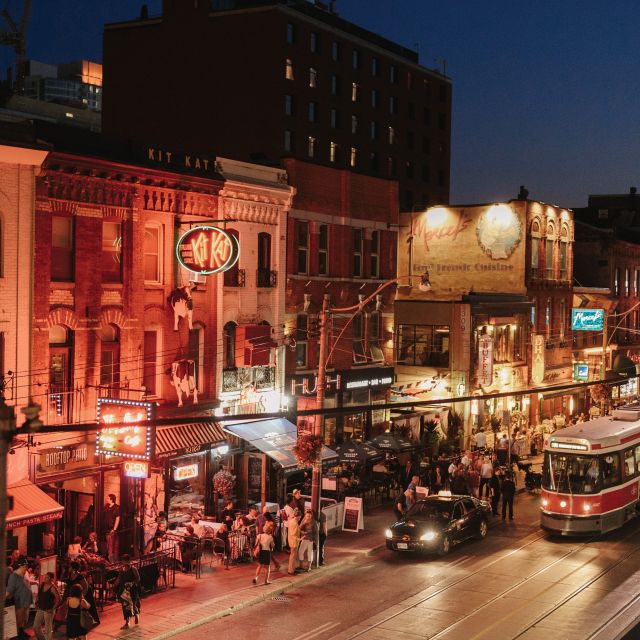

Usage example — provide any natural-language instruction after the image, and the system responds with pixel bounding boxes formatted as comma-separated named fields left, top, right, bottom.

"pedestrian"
left=102, top=493, right=121, bottom=562
left=115, top=554, right=140, bottom=630
left=287, top=508, right=301, bottom=575
left=221, top=501, right=235, bottom=528
left=5, top=557, right=33, bottom=639
left=475, top=428, right=487, bottom=451
left=406, top=474, right=420, bottom=504
left=252, top=521, right=275, bottom=585
left=291, top=488, right=305, bottom=513
left=298, top=510, right=316, bottom=571
left=65, top=584, right=91, bottom=640
left=64, top=561, right=99, bottom=626
left=318, top=509, right=327, bottom=566
left=488, top=469, right=501, bottom=516
left=450, top=467, right=470, bottom=495
left=393, top=492, right=405, bottom=521
left=501, top=472, right=516, bottom=521
left=430, top=466, right=444, bottom=494
left=33, top=571, right=60, bottom=640
left=479, top=456, right=494, bottom=498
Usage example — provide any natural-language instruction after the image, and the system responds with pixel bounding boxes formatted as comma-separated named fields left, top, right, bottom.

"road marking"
left=296, top=621, right=340, bottom=640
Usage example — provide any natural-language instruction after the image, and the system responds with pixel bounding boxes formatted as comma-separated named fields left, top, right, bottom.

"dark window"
left=406, top=161, right=414, bottom=178
left=370, top=230, right=380, bottom=277
left=102, top=220, right=122, bottom=283
left=285, top=94, right=294, bottom=115
left=284, top=129, right=294, bottom=152
left=51, top=216, right=74, bottom=281
left=223, top=228, right=240, bottom=286
left=99, top=324, right=120, bottom=390
left=286, top=22, right=295, bottom=45
left=370, top=152, right=379, bottom=171
left=310, top=31, right=319, bottom=53
left=396, top=324, right=450, bottom=367
left=257, top=232, right=272, bottom=287
left=331, top=40, right=340, bottom=61
left=308, top=101, right=317, bottom=122
left=438, top=112, right=447, bottom=130
left=144, top=224, right=162, bottom=282
left=353, top=313, right=365, bottom=362
left=372, top=57, right=379, bottom=76
left=352, top=49, right=360, bottom=69
left=224, top=322, right=237, bottom=369
left=49, top=325, right=73, bottom=413
left=423, top=107, right=431, bottom=125
left=352, top=228, right=363, bottom=277
left=408, top=102, right=415, bottom=120
left=407, top=131, right=414, bottom=149
left=371, top=88, right=379, bottom=108
left=296, top=221, right=309, bottom=274
left=330, top=74, right=339, bottom=95
left=296, top=314, right=308, bottom=368
left=330, top=108, right=339, bottom=129
left=318, top=224, right=329, bottom=275
left=390, top=64, right=397, bottom=83
left=143, top=330, right=157, bottom=394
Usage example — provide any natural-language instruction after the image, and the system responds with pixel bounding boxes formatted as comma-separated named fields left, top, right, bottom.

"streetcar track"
left=331, top=518, right=640, bottom=640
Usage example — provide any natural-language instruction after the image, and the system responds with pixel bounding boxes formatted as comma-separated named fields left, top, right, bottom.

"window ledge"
left=51, top=281, right=75, bottom=288
left=102, top=283, right=123, bottom=289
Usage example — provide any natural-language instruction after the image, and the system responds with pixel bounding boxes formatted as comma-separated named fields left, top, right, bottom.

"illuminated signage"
left=572, top=308, right=604, bottom=331
left=532, top=334, right=545, bottom=384
left=549, top=441, right=589, bottom=451
left=478, top=335, right=493, bottom=387
left=174, top=463, right=199, bottom=481
left=124, top=460, right=150, bottom=479
left=96, top=398, right=155, bottom=460
left=176, top=226, right=239, bottom=275
left=345, top=375, right=393, bottom=390
left=574, top=362, right=589, bottom=382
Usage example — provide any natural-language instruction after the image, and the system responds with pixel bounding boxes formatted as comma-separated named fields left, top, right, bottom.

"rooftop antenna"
left=434, top=57, right=447, bottom=76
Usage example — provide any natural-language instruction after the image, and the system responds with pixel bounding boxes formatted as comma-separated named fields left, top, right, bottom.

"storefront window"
left=168, top=453, right=207, bottom=525
left=396, top=324, right=449, bottom=367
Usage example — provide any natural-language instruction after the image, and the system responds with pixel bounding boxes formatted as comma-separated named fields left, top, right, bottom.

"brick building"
left=102, top=0, right=451, bottom=211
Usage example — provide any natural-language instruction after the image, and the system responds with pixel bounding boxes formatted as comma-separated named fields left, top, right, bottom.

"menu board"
left=4, top=605, right=17, bottom=640
left=342, top=496, right=364, bottom=532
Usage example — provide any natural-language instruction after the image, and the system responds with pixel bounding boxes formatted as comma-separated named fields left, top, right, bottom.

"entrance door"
left=64, top=491, right=95, bottom=549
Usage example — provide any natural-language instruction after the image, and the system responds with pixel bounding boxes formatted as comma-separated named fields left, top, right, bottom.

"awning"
left=223, top=418, right=338, bottom=470
left=7, top=481, right=64, bottom=530
left=155, top=422, right=227, bottom=460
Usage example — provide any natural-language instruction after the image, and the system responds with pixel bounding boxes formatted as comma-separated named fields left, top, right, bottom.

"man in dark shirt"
left=291, top=489, right=305, bottom=514
left=103, top=493, right=121, bottom=562
left=501, top=472, right=516, bottom=520
left=488, top=469, right=501, bottom=516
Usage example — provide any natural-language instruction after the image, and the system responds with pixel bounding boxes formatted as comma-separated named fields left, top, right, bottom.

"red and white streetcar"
left=541, top=405, right=640, bottom=535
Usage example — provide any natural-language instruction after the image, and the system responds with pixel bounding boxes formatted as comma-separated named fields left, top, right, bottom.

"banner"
left=532, top=334, right=546, bottom=384
left=478, top=335, right=494, bottom=387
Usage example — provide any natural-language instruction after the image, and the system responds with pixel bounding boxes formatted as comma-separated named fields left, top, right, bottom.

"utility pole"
left=601, top=315, right=608, bottom=381
left=311, top=294, right=330, bottom=520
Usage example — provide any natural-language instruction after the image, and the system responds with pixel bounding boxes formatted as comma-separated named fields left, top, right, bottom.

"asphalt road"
left=168, top=491, right=640, bottom=640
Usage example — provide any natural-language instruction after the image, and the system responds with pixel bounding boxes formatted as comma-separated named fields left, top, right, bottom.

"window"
left=257, top=232, right=272, bottom=287
left=143, top=330, right=158, bottom=395
left=370, top=230, right=380, bottom=277
left=144, top=223, right=162, bottom=283
left=51, top=216, right=74, bottom=281
left=296, top=221, right=309, bottom=274
left=223, top=321, right=236, bottom=369
left=390, top=64, right=397, bottom=83
left=351, top=82, right=359, bottom=102
left=369, top=310, right=383, bottom=361
left=388, top=156, right=396, bottom=177
left=602, top=454, right=621, bottom=488
left=636, top=269, right=639, bottom=296
left=351, top=114, right=358, bottom=134
left=423, top=107, right=431, bottom=125
left=285, top=58, right=294, bottom=80
left=545, top=299, right=552, bottom=340
left=352, top=228, right=363, bottom=277
left=329, top=141, right=337, bottom=163
left=330, top=108, right=338, bottom=129
left=99, top=324, right=120, bottom=391
left=546, top=239, right=554, bottom=278
left=0, top=217, right=3, bottom=277
left=353, top=313, right=365, bottom=362
left=352, top=49, right=360, bottom=69
left=370, top=120, right=378, bottom=140
left=286, top=22, right=295, bottom=44
left=222, top=228, right=240, bottom=287
left=309, top=67, right=317, bottom=88
left=308, top=101, right=317, bottom=122
left=396, top=324, right=450, bottom=367
left=307, top=136, right=316, bottom=158
left=626, top=448, right=637, bottom=478
left=102, top=220, right=122, bottom=283
left=408, top=102, right=415, bottom=120
left=310, top=31, right=318, bottom=52
left=560, top=299, right=566, bottom=343
left=188, top=326, right=204, bottom=393
left=318, top=224, right=329, bottom=275
left=531, top=237, right=539, bottom=271
left=626, top=268, right=631, bottom=296
left=438, top=112, right=446, bottom=130
left=405, top=161, right=414, bottom=178
left=330, top=74, right=339, bottom=95
left=285, top=94, right=294, bottom=115
left=284, top=129, right=294, bottom=152
left=350, top=147, right=357, bottom=168
left=423, top=137, right=430, bottom=153
left=371, top=88, right=379, bottom=107
left=331, top=41, right=339, bottom=61
left=296, top=314, right=308, bottom=368
left=372, top=57, right=379, bottom=76
left=388, top=126, right=395, bottom=144
left=614, top=267, right=620, bottom=296
left=407, top=131, right=414, bottom=149
left=49, top=325, right=73, bottom=417
left=389, top=95, right=397, bottom=114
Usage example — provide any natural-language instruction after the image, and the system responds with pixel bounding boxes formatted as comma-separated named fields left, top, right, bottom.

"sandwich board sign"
left=342, top=496, right=364, bottom=532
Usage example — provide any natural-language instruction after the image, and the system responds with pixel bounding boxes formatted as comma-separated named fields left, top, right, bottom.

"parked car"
left=385, top=493, right=490, bottom=555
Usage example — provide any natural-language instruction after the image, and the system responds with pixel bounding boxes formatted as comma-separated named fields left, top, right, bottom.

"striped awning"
left=155, top=422, right=227, bottom=460
left=7, top=481, right=64, bottom=530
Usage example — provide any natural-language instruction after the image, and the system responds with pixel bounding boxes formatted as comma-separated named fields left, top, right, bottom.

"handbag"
left=80, top=608, right=97, bottom=631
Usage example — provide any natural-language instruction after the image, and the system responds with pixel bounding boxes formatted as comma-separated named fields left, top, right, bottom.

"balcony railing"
left=222, top=365, right=276, bottom=393
left=256, top=268, right=277, bottom=288
left=224, top=268, right=246, bottom=288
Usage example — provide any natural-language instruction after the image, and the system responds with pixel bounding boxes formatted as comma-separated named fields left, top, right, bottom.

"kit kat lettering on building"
left=147, top=147, right=214, bottom=174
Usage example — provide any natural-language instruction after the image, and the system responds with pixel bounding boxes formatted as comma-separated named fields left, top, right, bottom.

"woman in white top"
left=252, top=521, right=275, bottom=586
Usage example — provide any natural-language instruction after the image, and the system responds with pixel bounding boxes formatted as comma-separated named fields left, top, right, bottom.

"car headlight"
left=385, top=528, right=393, bottom=539
left=420, top=531, right=436, bottom=541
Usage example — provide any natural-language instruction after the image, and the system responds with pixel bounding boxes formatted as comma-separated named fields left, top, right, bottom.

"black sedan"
left=385, top=494, right=491, bottom=555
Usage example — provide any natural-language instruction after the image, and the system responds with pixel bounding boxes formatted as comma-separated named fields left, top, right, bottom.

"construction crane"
left=0, top=0, right=32, bottom=93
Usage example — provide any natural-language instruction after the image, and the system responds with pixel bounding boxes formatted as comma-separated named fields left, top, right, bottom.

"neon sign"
left=176, top=225, right=239, bottom=275
left=174, top=463, right=199, bottom=481
left=124, top=460, right=150, bottom=478
left=571, top=308, right=604, bottom=331
left=96, top=398, right=155, bottom=460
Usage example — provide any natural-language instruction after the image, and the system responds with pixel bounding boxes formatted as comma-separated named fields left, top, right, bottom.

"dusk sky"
left=4, top=0, right=640, bottom=208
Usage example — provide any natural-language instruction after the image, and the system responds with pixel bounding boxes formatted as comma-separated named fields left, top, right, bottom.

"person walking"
left=115, top=555, right=140, bottom=630
left=65, top=584, right=91, bottom=640
left=393, top=492, right=406, bottom=521
left=479, top=456, right=494, bottom=499
left=252, top=521, right=275, bottom=585
left=34, top=572, right=60, bottom=640
left=501, top=472, right=516, bottom=520
left=6, top=557, right=33, bottom=639
left=287, top=508, right=301, bottom=575
left=318, top=509, right=327, bottom=566
left=298, top=510, right=316, bottom=572
left=488, top=469, right=501, bottom=516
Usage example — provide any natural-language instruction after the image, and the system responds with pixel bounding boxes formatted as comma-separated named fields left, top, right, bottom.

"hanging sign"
left=571, top=308, right=604, bottom=331
left=174, top=463, right=199, bottom=481
left=342, top=496, right=364, bottom=532
left=96, top=398, right=155, bottom=460
left=532, top=334, right=546, bottom=384
left=477, top=335, right=493, bottom=387
left=124, top=460, right=150, bottom=479
left=176, top=225, right=239, bottom=275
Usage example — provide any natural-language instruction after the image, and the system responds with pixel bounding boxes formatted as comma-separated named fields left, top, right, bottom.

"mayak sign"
left=96, top=398, right=155, bottom=461
left=571, top=308, right=604, bottom=332
left=176, top=226, right=239, bottom=275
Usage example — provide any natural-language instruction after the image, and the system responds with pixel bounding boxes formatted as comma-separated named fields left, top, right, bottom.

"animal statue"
left=169, top=359, right=199, bottom=407
left=168, top=285, right=196, bottom=331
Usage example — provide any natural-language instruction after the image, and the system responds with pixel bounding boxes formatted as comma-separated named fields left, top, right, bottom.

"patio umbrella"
left=334, top=440, right=383, bottom=464
left=368, top=433, right=416, bottom=454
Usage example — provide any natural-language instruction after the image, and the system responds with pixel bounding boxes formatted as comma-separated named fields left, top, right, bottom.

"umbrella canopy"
left=368, top=433, right=416, bottom=453
left=334, top=440, right=383, bottom=464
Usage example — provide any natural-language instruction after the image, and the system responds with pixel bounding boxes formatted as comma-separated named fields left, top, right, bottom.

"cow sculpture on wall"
left=169, top=359, right=199, bottom=407
left=168, top=285, right=196, bottom=331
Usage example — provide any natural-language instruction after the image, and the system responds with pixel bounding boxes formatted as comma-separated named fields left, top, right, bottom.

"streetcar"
left=540, top=404, right=640, bottom=535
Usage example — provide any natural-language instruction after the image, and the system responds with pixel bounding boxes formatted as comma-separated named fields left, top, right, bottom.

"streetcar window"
left=543, top=453, right=601, bottom=494
left=602, top=454, right=621, bottom=488
left=635, top=445, right=640, bottom=471
left=624, top=448, right=636, bottom=478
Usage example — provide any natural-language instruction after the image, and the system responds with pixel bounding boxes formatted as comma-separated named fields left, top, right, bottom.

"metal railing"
left=224, top=268, right=246, bottom=288
left=256, top=268, right=277, bottom=288
left=221, top=365, right=275, bottom=393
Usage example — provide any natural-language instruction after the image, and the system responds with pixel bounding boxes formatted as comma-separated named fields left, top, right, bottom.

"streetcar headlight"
left=385, top=529, right=393, bottom=539
left=541, top=499, right=548, bottom=508
left=560, top=500, right=567, bottom=508
left=583, top=503, right=591, bottom=512
left=420, top=531, right=436, bottom=541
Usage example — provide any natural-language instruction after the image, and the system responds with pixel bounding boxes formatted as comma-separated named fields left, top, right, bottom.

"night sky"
left=5, top=0, right=640, bottom=208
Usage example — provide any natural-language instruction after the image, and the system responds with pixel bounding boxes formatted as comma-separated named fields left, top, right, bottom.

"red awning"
left=7, top=481, right=64, bottom=530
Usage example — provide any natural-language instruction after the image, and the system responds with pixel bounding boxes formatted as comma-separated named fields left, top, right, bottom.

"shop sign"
left=573, top=362, right=589, bottom=382
left=345, top=374, right=393, bottom=391
left=96, top=398, right=155, bottom=461
left=174, top=463, right=199, bottom=481
left=341, top=367, right=394, bottom=392
left=176, top=226, right=239, bottom=275
left=6, top=511, right=62, bottom=530
left=532, top=334, right=545, bottom=384
left=572, top=308, right=604, bottom=331
left=477, top=335, right=493, bottom=387
left=36, top=443, right=95, bottom=478
left=123, top=460, right=150, bottom=479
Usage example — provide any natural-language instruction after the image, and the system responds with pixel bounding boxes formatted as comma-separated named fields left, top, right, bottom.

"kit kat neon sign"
left=176, top=226, right=239, bottom=275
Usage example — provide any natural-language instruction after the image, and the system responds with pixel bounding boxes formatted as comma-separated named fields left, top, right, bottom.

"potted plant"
left=423, top=419, right=441, bottom=457
left=293, top=434, right=323, bottom=467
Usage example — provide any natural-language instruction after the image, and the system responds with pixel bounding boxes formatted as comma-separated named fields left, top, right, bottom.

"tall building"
left=102, top=0, right=451, bottom=210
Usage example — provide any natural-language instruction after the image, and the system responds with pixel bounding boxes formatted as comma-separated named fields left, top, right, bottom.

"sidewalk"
left=87, top=506, right=393, bottom=640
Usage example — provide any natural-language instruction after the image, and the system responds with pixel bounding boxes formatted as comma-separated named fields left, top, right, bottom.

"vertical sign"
left=478, top=335, right=493, bottom=387
left=342, top=496, right=364, bottom=532
left=532, top=334, right=545, bottom=384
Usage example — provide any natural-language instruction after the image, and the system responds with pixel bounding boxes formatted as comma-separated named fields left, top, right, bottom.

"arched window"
left=144, top=222, right=163, bottom=283
left=49, top=324, right=73, bottom=417
left=257, top=232, right=272, bottom=287
left=559, top=224, right=570, bottom=281
left=545, top=222, right=556, bottom=279
left=99, top=324, right=120, bottom=393
left=530, top=219, right=541, bottom=275
left=545, top=299, right=552, bottom=340
left=224, top=321, right=237, bottom=370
